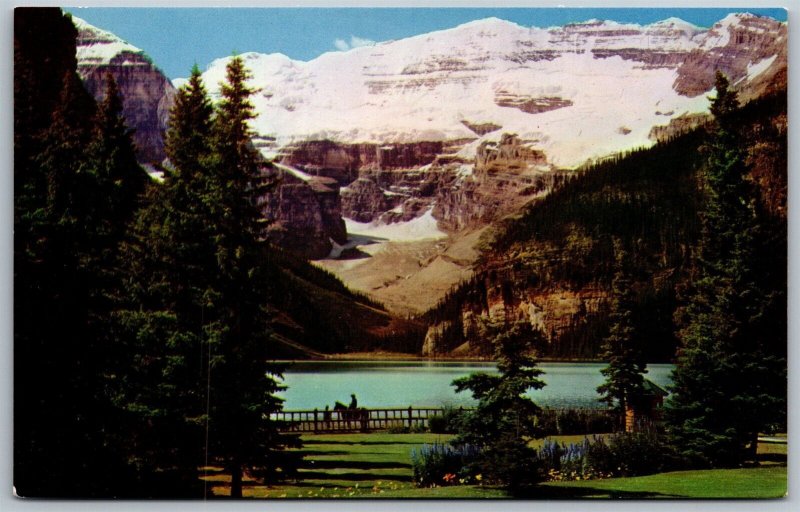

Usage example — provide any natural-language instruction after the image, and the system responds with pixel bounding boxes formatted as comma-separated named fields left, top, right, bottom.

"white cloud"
left=334, top=35, right=377, bottom=52
left=350, top=36, right=376, bottom=48
left=334, top=38, right=350, bottom=51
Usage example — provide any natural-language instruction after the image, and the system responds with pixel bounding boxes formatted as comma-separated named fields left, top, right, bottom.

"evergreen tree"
left=89, top=72, right=147, bottom=240
left=14, top=8, right=147, bottom=497
left=451, top=320, right=547, bottom=491
left=111, top=65, right=218, bottom=495
left=665, top=72, right=786, bottom=467
left=597, top=245, right=647, bottom=425
left=205, top=56, right=300, bottom=498
left=16, top=65, right=104, bottom=501
left=136, top=64, right=218, bottom=315
left=115, top=57, right=300, bottom=498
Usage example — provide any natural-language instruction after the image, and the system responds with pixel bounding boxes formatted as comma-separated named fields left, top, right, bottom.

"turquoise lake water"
left=277, top=361, right=674, bottom=410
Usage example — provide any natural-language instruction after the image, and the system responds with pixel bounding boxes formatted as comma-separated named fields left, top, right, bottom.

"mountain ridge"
left=70, top=12, right=786, bottom=317
left=188, top=13, right=785, bottom=169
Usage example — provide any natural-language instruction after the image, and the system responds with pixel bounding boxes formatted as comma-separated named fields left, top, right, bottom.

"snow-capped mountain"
left=193, top=14, right=786, bottom=169
left=70, top=12, right=786, bottom=313
left=73, top=16, right=176, bottom=163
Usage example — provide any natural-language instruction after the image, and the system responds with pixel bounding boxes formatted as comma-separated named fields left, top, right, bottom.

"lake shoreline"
left=276, top=360, right=675, bottom=410
left=278, top=351, right=608, bottom=364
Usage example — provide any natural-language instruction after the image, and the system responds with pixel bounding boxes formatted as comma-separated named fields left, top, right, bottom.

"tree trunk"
left=230, top=461, right=243, bottom=498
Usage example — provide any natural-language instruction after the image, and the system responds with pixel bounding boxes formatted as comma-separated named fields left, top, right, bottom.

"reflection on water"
left=276, top=361, right=674, bottom=410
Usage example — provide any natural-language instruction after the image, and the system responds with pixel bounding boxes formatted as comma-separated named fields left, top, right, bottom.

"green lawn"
left=201, top=432, right=786, bottom=499
left=202, top=432, right=476, bottom=498
left=539, top=466, right=787, bottom=499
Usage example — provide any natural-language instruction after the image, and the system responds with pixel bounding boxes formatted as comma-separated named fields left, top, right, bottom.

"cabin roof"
left=642, top=379, right=669, bottom=397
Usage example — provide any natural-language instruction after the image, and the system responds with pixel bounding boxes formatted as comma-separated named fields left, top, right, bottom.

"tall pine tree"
left=115, top=57, right=300, bottom=498
left=665, top=72, right=786, bottom=467
left=112, top=65, right=218, bottom=496
left=89, top=72, right=146, bottom=239
left=597, top=245, right=647, bottom=427
left=204, top=56, right=300, bottom=497
left=15, top=8, right=147, bottom=497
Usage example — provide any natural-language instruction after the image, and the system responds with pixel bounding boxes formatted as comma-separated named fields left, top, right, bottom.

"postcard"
left=13, top=4, right=787, bottom=500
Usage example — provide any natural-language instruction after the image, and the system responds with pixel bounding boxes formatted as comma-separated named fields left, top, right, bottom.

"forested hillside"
left=423, top=90, right=786, bottom=361
left=264, top=248, right=424, bottom=355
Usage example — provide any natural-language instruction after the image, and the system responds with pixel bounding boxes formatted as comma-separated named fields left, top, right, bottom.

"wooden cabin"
left=625, top=379, right=669, bottom=432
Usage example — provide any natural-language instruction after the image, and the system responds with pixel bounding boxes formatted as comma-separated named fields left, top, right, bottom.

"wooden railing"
left=271, top=407, right=450, bottom=433
left=273, top=406, right=622, bottom=434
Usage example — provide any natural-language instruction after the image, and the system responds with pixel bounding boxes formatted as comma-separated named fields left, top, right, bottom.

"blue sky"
left=65, top=7, right=788, bottom=79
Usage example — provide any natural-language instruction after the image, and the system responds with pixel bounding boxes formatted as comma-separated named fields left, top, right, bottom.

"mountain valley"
left=70, top=11, right=787, bottom=357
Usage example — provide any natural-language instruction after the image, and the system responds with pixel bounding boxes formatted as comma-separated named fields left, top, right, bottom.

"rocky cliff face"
left=279, top=140, right=446, bottom=185
left=674, top=14, right=788, bottom=100
left=421, top=270, right=609, bottom=357
left=280, top=139, right=460, bottom=225
left=340, top=178, right=389, bottom=223
left=261, top=164, right=347, bottom=259
left=281, top=133, right=564, bottom=232
left=434, top=134, right=564, bottom=231
left=648, top=113, right=709, bottom=142
left=73, top=16, right=175, bottom=164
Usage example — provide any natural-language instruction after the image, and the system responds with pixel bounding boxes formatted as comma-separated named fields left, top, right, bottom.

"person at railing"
left=323, top=405, right=332, bottom=430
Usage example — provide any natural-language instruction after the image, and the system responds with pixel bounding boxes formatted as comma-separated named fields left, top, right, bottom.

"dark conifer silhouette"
left=665, top=72, right=787, bottom=467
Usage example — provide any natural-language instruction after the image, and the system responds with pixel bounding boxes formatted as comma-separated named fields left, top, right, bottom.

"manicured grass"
left=201, top=432, right=786, bottom=499
left=535, top=436, right=787, bottom=499
left=757, top=439, right=788, bottom=465
left=202, top=432, right=473, bottom=498
left=538, top=466, right=787, bottom=499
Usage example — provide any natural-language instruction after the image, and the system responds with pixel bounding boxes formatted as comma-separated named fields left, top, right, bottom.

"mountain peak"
left=72, top=15, right=142, bottom=65
left=650, top=17, right=702, bottom=30
left=456, top=17, right=525, bottom=30
left=717, top=12, right=772, bottom=28
left=72, top=14, right=175, bottom=163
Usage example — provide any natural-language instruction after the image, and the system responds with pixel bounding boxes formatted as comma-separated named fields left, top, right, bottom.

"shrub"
left=537, top=408, right=615, bottom=436
left=410, top=422, right=428, bottom=434
left=475, top=435, right=544, bottom=491
left=608, top=430, right=677, bottom=476
left=587, top=411, right=616, bottom=433
left=536, top=437, right=600, bottom=480
left=410, top=443, right=482, bottom=487
left=537, top=411, right=559, bottom=436
left=535, top=431, right=674, bottom=481
left=428, top=406, right=465, bottom=434
left=556, top=409, right=586, bottom=435
left=584, top=436, right=618, bottom=476
left=388, top=421, right=428, bottom=434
